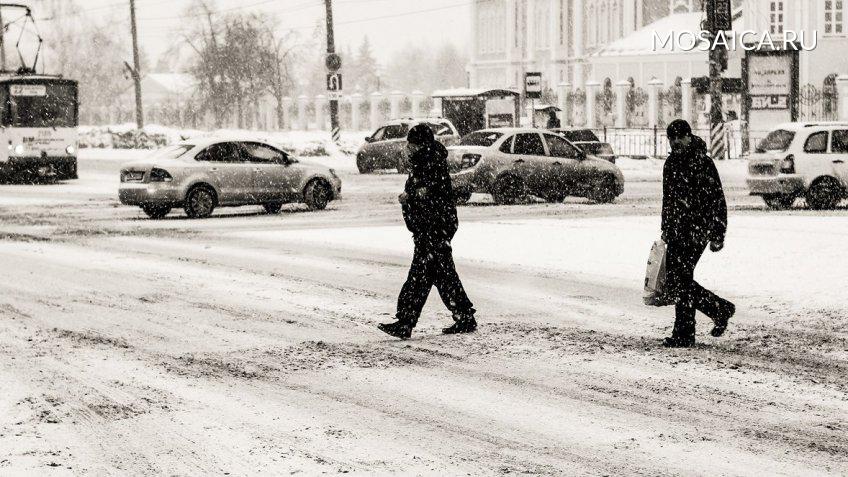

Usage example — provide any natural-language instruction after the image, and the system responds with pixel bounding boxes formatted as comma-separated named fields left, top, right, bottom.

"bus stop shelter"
left=431, top=88, right=521, bottom=137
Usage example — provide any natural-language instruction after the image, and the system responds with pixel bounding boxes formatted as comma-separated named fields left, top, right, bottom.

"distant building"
left=468, top=0, right=708, bottom=90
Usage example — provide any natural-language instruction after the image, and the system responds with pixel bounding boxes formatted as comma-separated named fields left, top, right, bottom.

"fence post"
left=370, top=92, right=383, bottom=130
left=681, top=78, right=693, bottom=125
left=603, top=126, right=607, bottom=141
left=558, top=82, right=570, bottom=126
left=648, top=78, right=664, bottom=129
left=585, top=80, right=600, bottom=129
left=315, top=94, right=327, bottom=131
left=350, top=93, right=363, bottom=131
left=615, top=80, right=629, bottom=128
left=837, top=75, right=848, bottom=121
left=410, top=90, right=424, bottom=118
left=653, top=124, right=658, bottom=158
left=390, top=91, right=404, bottom=119
left=297, top=95, right=309, bottom=130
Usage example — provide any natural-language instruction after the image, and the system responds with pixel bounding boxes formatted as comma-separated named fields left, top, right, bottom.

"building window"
left=769, top=1, right=785, bottom=35
left=825, top=0, right=845, bottom=35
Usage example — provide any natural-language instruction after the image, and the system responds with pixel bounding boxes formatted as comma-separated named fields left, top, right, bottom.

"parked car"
left=119, top=138, right=342, bottom=219
left=448, top=128, right=625, bottom=205
left=551, top=127, right=617, bottom=163
left=747, top=122, right=848, bottom=210
left=356, top=117, right=459, bottom=174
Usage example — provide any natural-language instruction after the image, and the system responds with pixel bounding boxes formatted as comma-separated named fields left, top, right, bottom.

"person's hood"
left=689, top=135, right=708, bottom=155
left=410, top=140, right=448, bottom=164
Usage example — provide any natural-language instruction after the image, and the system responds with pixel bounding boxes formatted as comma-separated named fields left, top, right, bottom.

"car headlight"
left=14, top=144, right=24, bottom=155
left=149, top=168, right=173, bottom=182
left=66, top=145, right=76, bottom=155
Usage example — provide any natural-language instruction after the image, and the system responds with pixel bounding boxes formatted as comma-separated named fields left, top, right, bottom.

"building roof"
left=595, top=8, right=743, bottom=58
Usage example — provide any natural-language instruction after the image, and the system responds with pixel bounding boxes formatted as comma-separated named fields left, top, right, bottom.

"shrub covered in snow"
left=78, top=124, right=364, bottom=158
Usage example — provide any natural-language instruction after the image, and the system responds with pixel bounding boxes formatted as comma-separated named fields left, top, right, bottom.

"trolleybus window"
left=3, top=82, right=77, bottom=128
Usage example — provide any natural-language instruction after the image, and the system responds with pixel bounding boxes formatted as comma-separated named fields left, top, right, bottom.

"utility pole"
left=0, top=4, right=7, bottom=71
left=705, top=0, right=729, bottom=160
left=128, top=0, right=144, bottom=129
left=324, top=0, right=341, bottom=142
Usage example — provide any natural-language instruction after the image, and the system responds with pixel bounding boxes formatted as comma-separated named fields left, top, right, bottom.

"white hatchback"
left=747, top=122, right=848, bottom=209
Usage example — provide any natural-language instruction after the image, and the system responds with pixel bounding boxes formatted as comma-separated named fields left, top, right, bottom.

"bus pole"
left=325, top=0, right=340, bottom=143
left=0, top=5, right=7, bottom=71
left=129, top=0, right=144, bottom=129
left=706, top=0, right=727, bottom=160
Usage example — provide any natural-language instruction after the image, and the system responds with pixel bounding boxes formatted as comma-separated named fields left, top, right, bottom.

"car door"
left=242, top=142, right=299, bottom=203
left=362, top=127, right=386, bottom=163
left=194, top=142, right=254, bottom=204
left=543, top=133, right=583, bottom=194
left=378, top=124, right=410, bottom=169
left=508, top=133, right=548, bottom=195
left=829, top=129, right=848, bottom=187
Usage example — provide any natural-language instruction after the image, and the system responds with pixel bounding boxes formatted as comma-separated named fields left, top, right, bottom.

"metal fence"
left=593, top=126, right=767, bottom=160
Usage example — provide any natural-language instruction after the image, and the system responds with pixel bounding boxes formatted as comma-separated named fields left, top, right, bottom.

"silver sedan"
left=449, top=128, right=624, bottom=205
left=119, top=138, right=342, bottom=219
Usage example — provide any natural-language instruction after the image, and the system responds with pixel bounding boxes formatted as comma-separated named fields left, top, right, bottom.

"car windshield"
left=459, top=131, right=503, bottom=147
left=581, top=143, right=613, bottom=155
left=756, top=129, right=795, bottom=153
left=558, top=129, right=599, bottom=142
left=152, top=144, right=193, bottom=159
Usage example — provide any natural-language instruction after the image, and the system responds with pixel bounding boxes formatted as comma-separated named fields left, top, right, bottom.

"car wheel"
left=184, top=185, right=216, bottom=219
left=141, top=204, right=171, bottom=219
left=455, top=189, right=472, bottom=205
left=590, top=175, right=618, bottom=204
left=356, top=154, right=372, bottom=174
left=763, top=194, right=796, bottom=210
left=263, top=203, right=283, bottom=214
left=805, top=177, right=842, bottom=210
left=304, top=180, right=331, bottom=210
left=492, top=175, right=525, bottom=205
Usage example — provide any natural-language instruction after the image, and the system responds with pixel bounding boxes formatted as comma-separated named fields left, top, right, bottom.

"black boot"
left=662, top=335, right=695, bottom=348
left=378, top=320, right=412, bottom=340
left=443, top=314, right=477, bottom=335
left=710, top=302, right=736, bottom=337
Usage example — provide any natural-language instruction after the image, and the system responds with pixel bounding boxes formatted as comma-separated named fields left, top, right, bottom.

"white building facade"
left=468, top=0, right=701, bottom=90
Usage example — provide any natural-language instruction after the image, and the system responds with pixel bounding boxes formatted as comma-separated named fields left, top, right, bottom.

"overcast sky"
left=36, top=0, right=472, bottom=66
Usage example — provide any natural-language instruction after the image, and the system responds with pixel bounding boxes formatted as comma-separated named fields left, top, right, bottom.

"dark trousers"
left=396, top=235, right=475, bottom=326
left=665, top=240, right=733, bottom=339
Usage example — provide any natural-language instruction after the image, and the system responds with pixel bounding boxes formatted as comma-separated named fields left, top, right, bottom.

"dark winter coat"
left=547, top=116, right=561, bottom=129
left=401, top=141, right=458, bottom=241
left=661, top=135, right=727, bottom=245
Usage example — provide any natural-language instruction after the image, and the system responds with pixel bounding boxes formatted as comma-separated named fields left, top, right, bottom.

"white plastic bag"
left=643, top=239, right=670, bottom=306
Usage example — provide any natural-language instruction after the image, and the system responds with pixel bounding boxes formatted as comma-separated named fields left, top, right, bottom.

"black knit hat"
left=407, top=123, right=435, bottom=145
left=667, top=119, right=692, bottom=139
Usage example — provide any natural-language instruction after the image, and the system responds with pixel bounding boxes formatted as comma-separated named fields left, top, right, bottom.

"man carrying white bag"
left=643, top=239, right=672, bottom=307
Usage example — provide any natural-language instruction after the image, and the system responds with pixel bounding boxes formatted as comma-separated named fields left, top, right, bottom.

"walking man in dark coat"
left=661, top=119, right=735, bottom=348
left=378, top=124, right=477, bottom=340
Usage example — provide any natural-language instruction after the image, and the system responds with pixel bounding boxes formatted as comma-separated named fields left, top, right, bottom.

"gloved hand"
left=398, top=192, right=408, bottom=205
left=710, top=239, right=724, bottom=252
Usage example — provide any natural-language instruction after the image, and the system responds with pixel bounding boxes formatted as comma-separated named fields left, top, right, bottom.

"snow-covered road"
left=0, top=149, right=845, bottom=475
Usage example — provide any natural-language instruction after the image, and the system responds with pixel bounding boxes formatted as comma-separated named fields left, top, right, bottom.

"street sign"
left=327, top=73, right=343, bottom=94
left=325, top=53, right=342, bottom=72
left=712, top=0, right=732, bottom=32
left=524, top=72, right=542, bottom=99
